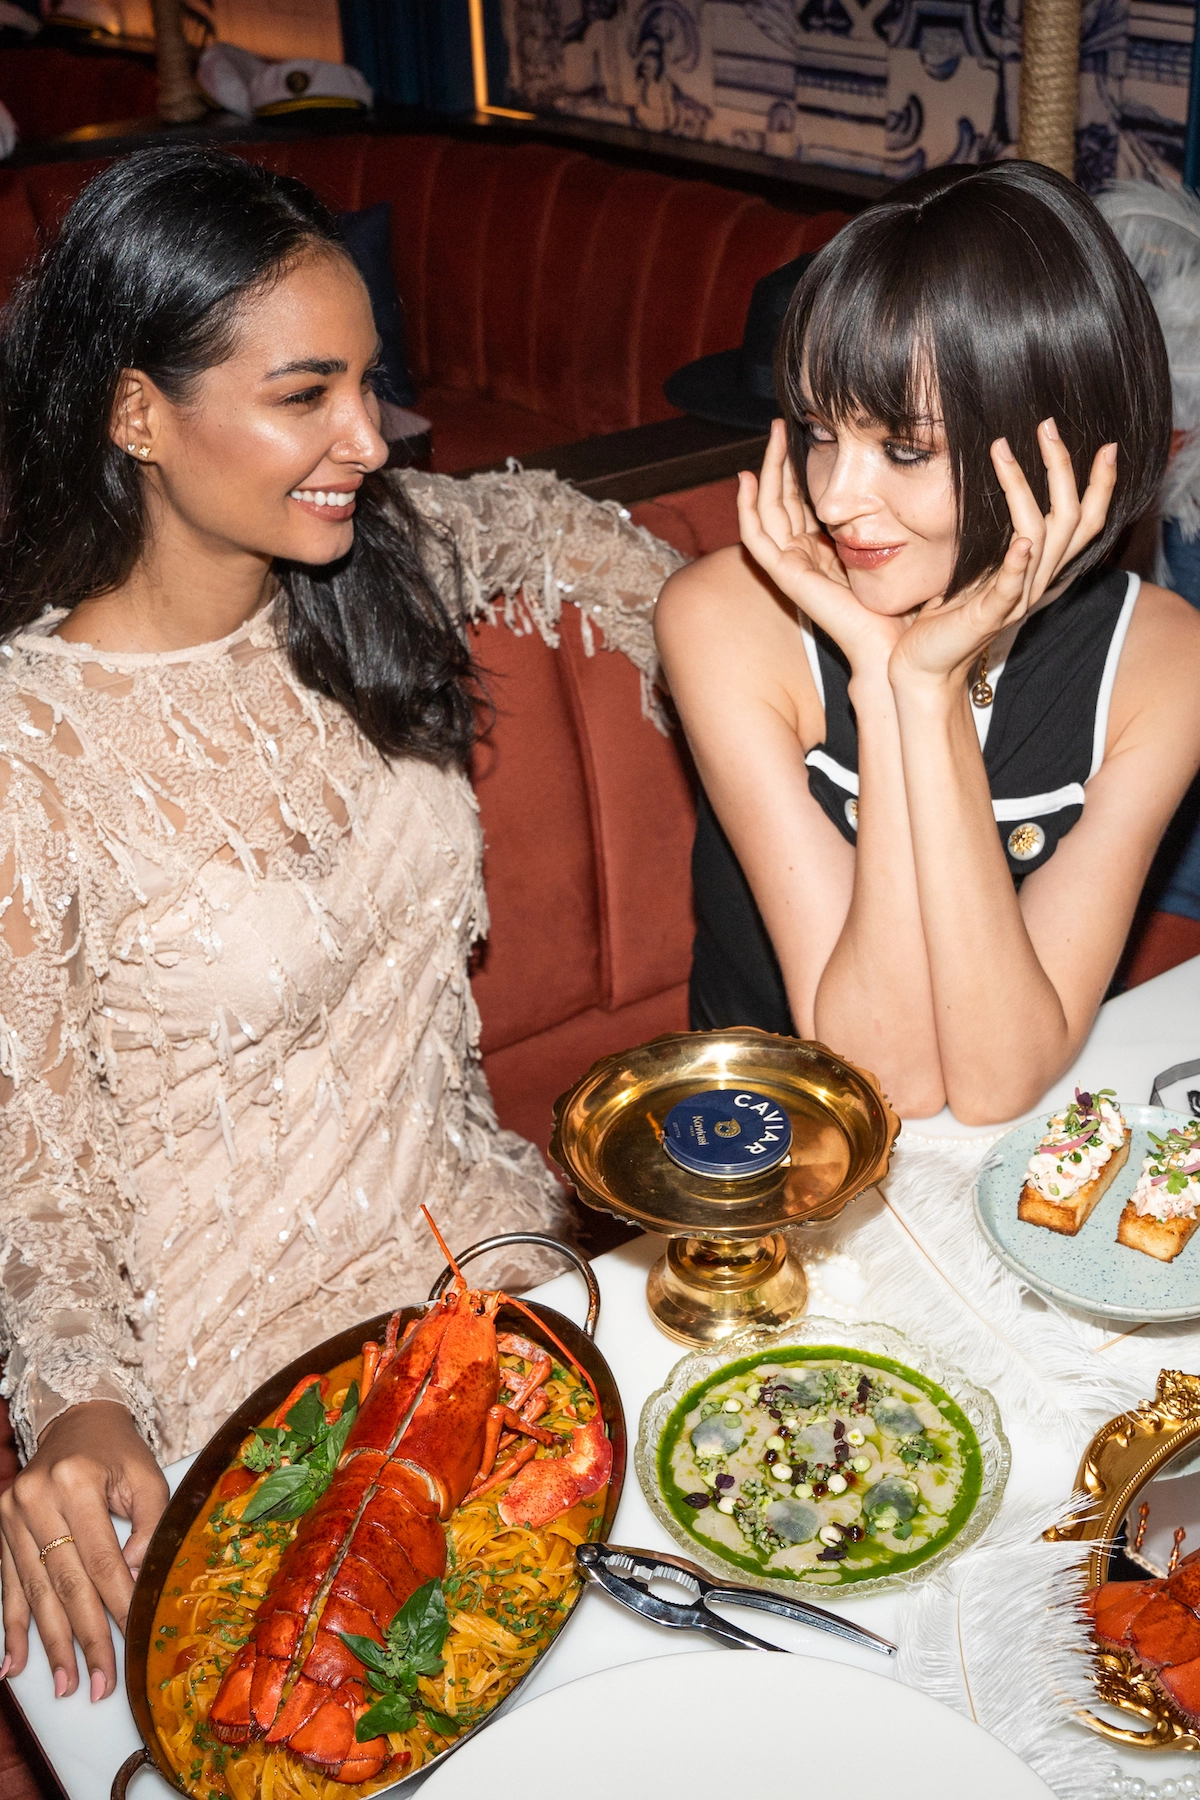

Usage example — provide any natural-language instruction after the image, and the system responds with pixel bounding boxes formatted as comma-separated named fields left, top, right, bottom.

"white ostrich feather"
left=1097, top=181, right=1200, bottom=297
left=797, top=1132, right=1151, bottom=1435
left=896, top=1499, right=1114, bottom=1800
left=1098, top=182, right=1200, bottom=540
left=1161, top=424, right=1200, bottom=543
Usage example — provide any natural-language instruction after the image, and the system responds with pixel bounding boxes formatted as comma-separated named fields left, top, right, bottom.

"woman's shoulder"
left=655, top=544, right=825, bottom=742
left=1125, top=576, right=1200, bottom=667
left=1108, top=574, right=1200, bottom=747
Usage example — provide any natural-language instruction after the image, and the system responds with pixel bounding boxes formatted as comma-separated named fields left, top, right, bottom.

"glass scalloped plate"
left=636, top=1316, right=1010, bottom=1599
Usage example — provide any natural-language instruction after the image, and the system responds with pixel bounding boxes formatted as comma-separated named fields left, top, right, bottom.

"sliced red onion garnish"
left=1042, top=1129, right=1099, bottom=1155
left=1150, top=1162, right=1200, bottom=1185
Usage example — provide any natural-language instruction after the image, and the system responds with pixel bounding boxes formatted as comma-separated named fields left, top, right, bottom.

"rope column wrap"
left=1017, top=0, right=1082, bottom=178
left=150, top=0, right=207, bottom=125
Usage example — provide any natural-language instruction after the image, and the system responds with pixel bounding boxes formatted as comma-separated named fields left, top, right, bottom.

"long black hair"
left=0, top=146, right=476, bottom=765
left=777, top=161, right=1172, bottom=595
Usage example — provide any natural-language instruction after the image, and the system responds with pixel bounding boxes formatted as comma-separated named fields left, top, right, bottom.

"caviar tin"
left=663, top=1088, right=792, bottom=1180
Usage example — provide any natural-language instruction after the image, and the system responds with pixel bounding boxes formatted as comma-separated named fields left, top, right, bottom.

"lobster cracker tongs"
left=575, top=1542, right=896, bottom=1656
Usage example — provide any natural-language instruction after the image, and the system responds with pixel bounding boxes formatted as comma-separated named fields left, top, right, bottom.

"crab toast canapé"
left=1018, top=1089, right=1130, bottom=1236
left=1116, top=1121, right=1200, bottom=1263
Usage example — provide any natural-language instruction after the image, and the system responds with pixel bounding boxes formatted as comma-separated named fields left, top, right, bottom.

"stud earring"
left=126, top=443, right=149, bottom=460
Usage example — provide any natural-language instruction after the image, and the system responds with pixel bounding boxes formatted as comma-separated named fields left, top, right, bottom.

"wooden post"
left=1017, top=0, right=1081, bottom=178
left=150, top=0, right=208, bottom=124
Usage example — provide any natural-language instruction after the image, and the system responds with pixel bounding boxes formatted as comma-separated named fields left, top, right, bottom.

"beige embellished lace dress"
left=0, top=469, right=678, bottom=1464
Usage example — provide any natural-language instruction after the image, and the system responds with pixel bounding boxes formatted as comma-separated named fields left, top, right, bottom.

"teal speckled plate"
left=973, top=1104, right=1198, bottom=1322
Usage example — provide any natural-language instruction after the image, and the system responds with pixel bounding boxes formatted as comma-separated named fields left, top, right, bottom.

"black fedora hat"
left=664, top=253, right=816, bottom=432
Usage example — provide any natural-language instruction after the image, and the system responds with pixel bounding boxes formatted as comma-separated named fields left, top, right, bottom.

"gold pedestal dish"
left=551, top=1028, right=900, bottom=1346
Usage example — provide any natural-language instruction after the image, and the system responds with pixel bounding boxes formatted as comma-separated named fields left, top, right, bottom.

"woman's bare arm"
left=811, top=661, right=943, bottom=1112
left=655, top=544, right=854, bottom=1035
left=655, top=539, right=947, bottom=1114
left=891, top=581, right=1200, bottom=1121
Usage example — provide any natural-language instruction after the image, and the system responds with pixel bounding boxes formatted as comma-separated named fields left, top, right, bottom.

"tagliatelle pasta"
left=147, top=1351, right=607, bottom=1800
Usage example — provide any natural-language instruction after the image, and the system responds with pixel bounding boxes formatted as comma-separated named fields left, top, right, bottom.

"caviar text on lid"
left=662, top=1088, right=792, bottom=1180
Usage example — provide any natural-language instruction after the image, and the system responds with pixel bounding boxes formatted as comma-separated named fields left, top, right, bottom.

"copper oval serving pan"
left=114, top=1234, right=624, bottom=1800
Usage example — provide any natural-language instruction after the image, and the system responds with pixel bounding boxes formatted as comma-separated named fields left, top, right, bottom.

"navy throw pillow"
left=336, top=201, right=417, bottom=408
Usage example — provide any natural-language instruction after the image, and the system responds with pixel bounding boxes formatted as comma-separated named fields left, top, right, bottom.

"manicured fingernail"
left=994, top=437, right=1015, bottom=463
left=1104, top=442, right=1118, bottom=466
left=0, top=1655, right=11, bottom=1680
left=90, top=1668, right=106, bottom=1703
left=1041, top=417, right=1059, bottom=440
left=53, top=1667, right=68, bottom=1698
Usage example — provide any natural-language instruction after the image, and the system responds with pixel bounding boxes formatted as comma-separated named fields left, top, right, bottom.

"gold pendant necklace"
left=971, top=647, right=994, bottom=708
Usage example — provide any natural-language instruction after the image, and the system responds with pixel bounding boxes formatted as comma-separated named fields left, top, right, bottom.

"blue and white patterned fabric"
left=499, top=0, right=1194, bottom=191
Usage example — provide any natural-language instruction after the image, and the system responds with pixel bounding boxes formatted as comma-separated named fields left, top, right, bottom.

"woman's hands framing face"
left=738, top=414, right=1118, bottom=693
left=737, top=419, right=915, bottom=673
left=890, top=420, right=1118, bottom=693
left=0, top=1402, right=168, bottom=1701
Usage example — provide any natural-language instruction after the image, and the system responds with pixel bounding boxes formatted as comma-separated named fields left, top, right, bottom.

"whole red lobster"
left=208, top=1214, right=611, bottom=1781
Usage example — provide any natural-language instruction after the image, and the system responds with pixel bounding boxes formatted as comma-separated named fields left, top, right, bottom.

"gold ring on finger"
left=38, top=1534, right=74, bottom=1564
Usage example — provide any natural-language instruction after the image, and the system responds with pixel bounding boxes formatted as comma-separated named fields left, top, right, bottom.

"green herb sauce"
left=657, top=1347, right=983, bottom=1586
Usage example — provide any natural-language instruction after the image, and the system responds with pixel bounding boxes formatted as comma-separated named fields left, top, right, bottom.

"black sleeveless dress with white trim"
left=688, top=564, right=1140, bottom=1035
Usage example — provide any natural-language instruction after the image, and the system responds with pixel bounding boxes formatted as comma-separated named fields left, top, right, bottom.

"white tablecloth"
left=8, top=953, right=1200, bottom=1800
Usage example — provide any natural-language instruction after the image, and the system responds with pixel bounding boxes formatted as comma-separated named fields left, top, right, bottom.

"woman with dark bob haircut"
left=657, top=161, right=1200, bottom=1124
left=0, top=147, right=675, bottom=1697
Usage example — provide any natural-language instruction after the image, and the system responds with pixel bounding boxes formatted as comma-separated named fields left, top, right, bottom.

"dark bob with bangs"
left=776, top=161, right=1172, bottom=596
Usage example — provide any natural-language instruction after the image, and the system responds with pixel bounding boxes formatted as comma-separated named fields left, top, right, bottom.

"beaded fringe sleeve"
left=0, top=469, right=682, bottom=1461
left=404, top=465, right=675, bottom=726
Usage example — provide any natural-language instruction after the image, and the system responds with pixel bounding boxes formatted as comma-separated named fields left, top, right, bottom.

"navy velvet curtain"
left=338, top=0, right=475, bottom=112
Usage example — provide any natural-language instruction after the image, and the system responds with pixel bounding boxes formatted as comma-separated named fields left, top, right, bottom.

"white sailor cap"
left=250, top=57, right=372, bottom=117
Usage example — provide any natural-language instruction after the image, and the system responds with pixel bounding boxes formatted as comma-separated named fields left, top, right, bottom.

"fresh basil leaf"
left=241, top=1462, right=315, bottom=1524
left=398, top=1581, right=449, bottom=1667
left=422, top=1711, right=458, bottom=1736
left=240, top=1431, right=281, bottom=1475
left=336, top=1632, right=390, bottom=1676
left=356, top=1695, right=414, bottom=1741
left=324, top=1386, right=358, bottom=1462
left=306, top=1434, right=337, bottom=1480
left=273, top=1476, right=328, bottom=1521
left=284, top=1382, right=327, bottom=1446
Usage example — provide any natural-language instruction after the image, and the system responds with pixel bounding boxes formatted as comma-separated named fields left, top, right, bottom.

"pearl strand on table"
left=1102, top=1769, right=1200, bottom=1797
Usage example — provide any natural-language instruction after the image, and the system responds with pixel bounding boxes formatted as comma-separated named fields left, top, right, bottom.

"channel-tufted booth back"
left=0, top=134, right=846, bottom=472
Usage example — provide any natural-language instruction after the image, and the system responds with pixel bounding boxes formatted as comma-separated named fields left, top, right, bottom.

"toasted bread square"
left=1017, top=1132, right=1131, bottom=1235
left=1117, top=1201, right=1200, bottom=1263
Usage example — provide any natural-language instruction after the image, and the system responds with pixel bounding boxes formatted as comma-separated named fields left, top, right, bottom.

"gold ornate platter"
left=551, top=1028, right=899, bottom=1346
left=1049, top=1369, right=1200, bottom=1750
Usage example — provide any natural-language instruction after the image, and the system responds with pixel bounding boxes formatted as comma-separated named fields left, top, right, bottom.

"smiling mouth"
left=289, top=486, right=359, bottom=520
left=834, top=538, right=903, bottom=570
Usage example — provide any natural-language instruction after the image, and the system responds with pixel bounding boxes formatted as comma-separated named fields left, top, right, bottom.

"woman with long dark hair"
left=0, top=147, right=675, bottom=1699
left=657, top=162, right=1200, bottom=1123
